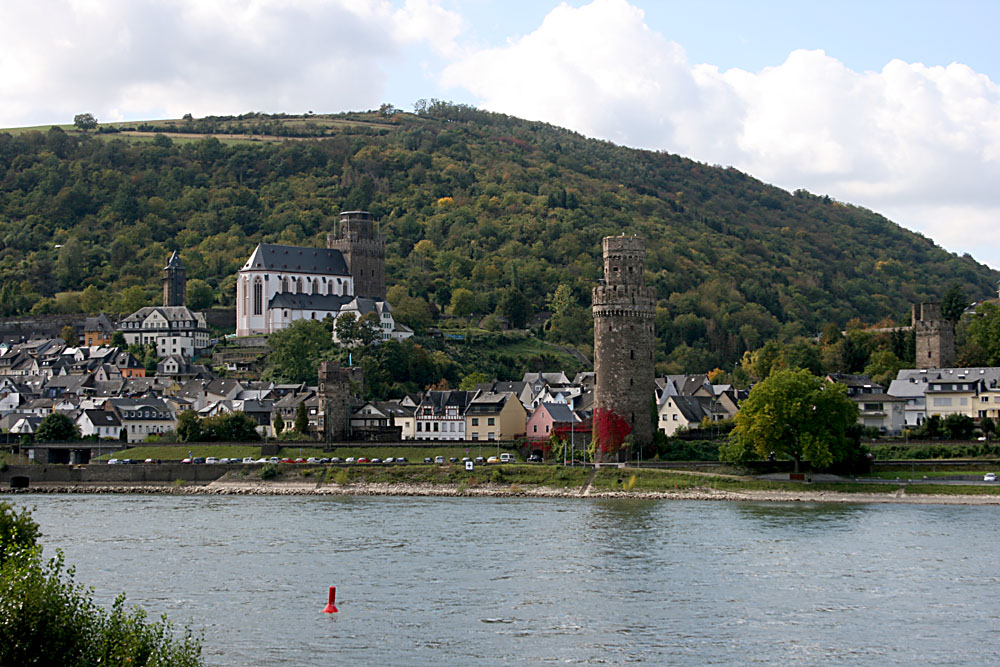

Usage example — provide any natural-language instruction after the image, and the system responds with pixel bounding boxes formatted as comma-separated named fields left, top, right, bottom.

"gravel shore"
left=5, top=480, right=1000, bottom=505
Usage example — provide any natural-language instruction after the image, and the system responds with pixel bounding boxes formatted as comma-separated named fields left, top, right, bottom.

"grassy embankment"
left=97, top=444, right=520, bottom=462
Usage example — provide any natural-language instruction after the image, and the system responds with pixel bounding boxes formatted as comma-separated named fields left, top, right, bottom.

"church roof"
left=164, top=250, right=184, bottom=271
left=243, top=244, right=349, bottom=276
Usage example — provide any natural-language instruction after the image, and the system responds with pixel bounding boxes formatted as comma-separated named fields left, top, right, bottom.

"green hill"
left=0, top=103, right=996, bottom=373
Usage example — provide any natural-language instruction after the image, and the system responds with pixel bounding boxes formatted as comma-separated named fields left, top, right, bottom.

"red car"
left=357, top=457, right=370, bottom=463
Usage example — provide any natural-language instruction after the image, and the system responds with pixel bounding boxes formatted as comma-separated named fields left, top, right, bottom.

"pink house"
left=526, top=402, right=580, bottom=441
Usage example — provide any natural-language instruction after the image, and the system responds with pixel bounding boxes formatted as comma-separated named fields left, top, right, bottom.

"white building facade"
left=236, top=244, right=355, bottom=336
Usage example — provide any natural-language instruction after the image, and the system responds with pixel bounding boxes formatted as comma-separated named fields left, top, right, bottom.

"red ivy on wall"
left=592, top=407, right=631, bottom=454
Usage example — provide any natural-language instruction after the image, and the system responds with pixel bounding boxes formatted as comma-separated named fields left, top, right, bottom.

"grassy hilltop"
left=1, top=103, right=996, bottom=374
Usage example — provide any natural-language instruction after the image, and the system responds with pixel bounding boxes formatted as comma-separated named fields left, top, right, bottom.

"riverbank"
left=7, top=477, right=1000, bottom=505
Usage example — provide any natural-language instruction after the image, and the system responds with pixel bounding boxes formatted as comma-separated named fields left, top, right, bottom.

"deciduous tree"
left=35, top=413, right=81, bottom=442
left=73, top=112, right=98, bottom=131
left=721, top=368, right=858, bottom=472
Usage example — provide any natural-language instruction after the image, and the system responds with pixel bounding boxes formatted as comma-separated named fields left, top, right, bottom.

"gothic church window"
left=253, top=280, right=263, bottom=316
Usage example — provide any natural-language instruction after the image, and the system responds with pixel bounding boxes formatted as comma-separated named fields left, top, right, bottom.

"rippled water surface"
left=16, top=494, right=1000, bottom=665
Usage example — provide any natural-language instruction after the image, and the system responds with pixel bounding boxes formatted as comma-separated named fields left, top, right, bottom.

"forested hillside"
left=0, top=103, right=996, bottom=374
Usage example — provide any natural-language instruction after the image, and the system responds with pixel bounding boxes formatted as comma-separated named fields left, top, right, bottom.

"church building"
left=235, top=210, right=410, bottom=340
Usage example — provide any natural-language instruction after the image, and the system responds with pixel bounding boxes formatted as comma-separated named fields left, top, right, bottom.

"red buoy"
left=322, top=586, right=338, bottom=613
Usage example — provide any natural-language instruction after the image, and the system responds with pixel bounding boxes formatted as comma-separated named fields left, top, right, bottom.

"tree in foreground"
left=721, top=368, right=859, bottom=472
left=35, top=413, right=81, bottom=442
left=0, top=501, right=203, bottom=666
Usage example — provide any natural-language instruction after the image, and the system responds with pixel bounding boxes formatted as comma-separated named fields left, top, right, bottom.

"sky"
left=3, top=0, right=1000, bottom=273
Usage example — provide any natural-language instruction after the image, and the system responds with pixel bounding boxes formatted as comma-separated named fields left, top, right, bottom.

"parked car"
left=243, top=457, right=255, bottom=464
left=450, top=457, right=459, bottom=463
left=331, top=457, right=343, bottom=463
left=985, top=473, right=997, bottom=482
left=218, top=458, right=230, bottom=464
left=180, top=458, right=191, bottom=464
left=306, top=457, right=319, bottom=464
left=396, top=457, right=407, bottom=464
left=357, top=457, right=369, bottom=463
left=144, top=458, right=159, bottom=464
left=371, top=458, right=382, bottom=464
left=192, top=457, right=206, bottom=464
left=434, top=456, right=446, bottom=464
left=475, top=456, right=486, bottom=464
left=527, top=454, right=542, bottom=463
left=345, top=457, right=356, bottom=463
left=487, top=456, right=499, bottom=464
left=268, top=457, right=280, bottom=464
left=384, top=457, right=395, bottom=464
left=255, top=458, right=268, bottom=464
left=205, top=457, right=219, bottom=464
left=424, top=457, right=434, bottom=463
left=500, top=453, right=515, bottom=463
left=108, top=458, right=121, bottom=465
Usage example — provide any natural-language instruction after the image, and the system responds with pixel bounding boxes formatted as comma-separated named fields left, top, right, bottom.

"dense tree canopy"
left=35, top=413, right=80, bottom=442
left=721, top=368, right=859, bottom=471
left=0, top=107, right=996, bottom=373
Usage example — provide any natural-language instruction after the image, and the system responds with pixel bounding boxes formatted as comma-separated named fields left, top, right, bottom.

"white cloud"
left=0, top=0, right=462, bottom=125
left=441, top=0, right=1000, bottom=270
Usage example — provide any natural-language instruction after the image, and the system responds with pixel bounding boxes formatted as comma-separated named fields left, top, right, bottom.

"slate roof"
left=164, top=251, right=184, bottom=270
left=81, top=409, right=121, bottom=428
left=84, top=314, right=116, bottom=333
left=244, top=244, right=350, bottom=276
left=120, top=306, right=206, bottom=326
left=540, top=402, right=578, bottom=424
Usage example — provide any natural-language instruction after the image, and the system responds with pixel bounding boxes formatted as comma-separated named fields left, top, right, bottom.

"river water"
left=13, top=494, right=1000, bottom=665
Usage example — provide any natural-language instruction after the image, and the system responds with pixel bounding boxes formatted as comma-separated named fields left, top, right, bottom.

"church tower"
left=913, top=302, right=955, bottom=369
left=327, top=210, right=386, bottom=300
left=592, top=235, right=656, bottom=461
left=162, top=251, right=186, bottom=307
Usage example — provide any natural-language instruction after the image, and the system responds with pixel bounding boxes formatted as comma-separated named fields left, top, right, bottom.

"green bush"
left=259, top=463, right=279, bottom=480
left=0, top=501, right=202, bottom=666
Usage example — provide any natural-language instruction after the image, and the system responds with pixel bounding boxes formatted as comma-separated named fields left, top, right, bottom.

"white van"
left=500, top=453, right=515, bottom=464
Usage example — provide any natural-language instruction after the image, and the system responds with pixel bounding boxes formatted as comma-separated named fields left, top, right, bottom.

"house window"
left=472, top=418, right=479, bottom=426
left=533, top=425, right=537, bottom=433
left=488, top=418, right=495, bottom=426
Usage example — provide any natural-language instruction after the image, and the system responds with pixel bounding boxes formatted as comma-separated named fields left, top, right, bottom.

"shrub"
left=259, top=464, right=279, bottom=480
left=0, top=501, right=202, bottom=666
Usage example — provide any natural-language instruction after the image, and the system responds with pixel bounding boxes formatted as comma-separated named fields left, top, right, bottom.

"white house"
left=119, top=306, right=210, bottom=359
left=76, top=409, right=122, bottom=439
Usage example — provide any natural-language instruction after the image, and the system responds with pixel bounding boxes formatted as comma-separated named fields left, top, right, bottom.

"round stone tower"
left=592, top=235, right=656, bottom=461
left=327, top=210, right=386, bottom=300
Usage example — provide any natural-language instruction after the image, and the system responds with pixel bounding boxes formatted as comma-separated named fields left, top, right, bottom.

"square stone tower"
left=162, top=251, right=186, bottom=307
left=327, top=210, right=386, bottom=300
left=913, top=302, right=955, bottom=369
left=319, top=361, right=351, bottom=448
left=592, top=235, right=656, bottom=461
